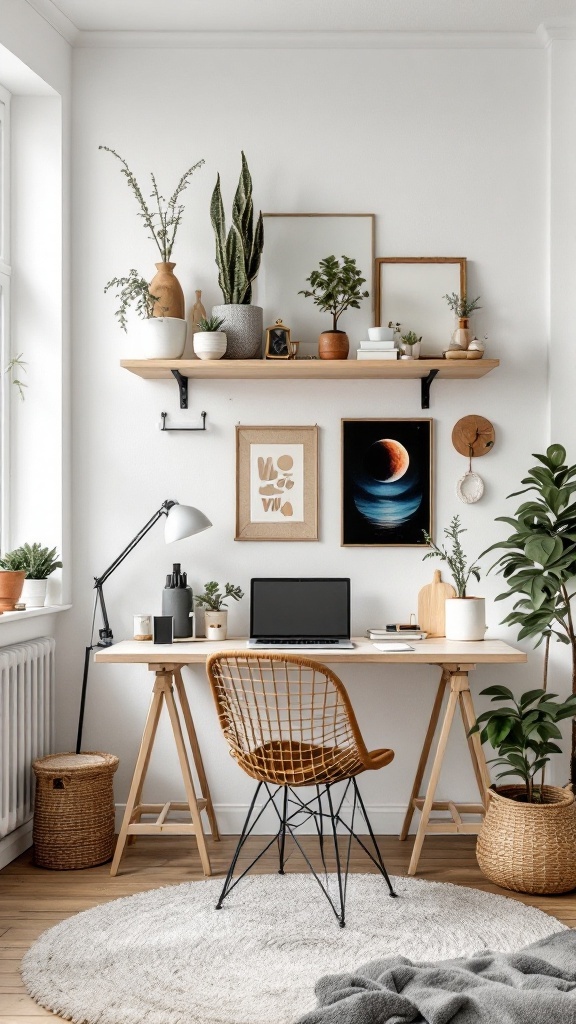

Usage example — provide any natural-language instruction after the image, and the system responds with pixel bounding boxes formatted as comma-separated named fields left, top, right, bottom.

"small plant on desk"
left=423, top=515, right=480, bottom=597
left=194, top=581, right=244, bottom=611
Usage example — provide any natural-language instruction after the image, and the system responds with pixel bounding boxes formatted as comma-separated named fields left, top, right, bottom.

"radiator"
left=0, top=637, right=55, bottom=839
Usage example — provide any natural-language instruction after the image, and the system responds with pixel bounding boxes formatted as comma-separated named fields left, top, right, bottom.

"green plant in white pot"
left=104, top=270, right=186, bottom=359
left=210, top=152, right=264, bottom=359
left=399, top=330, right=422, bottom=360
left=0, top=543, right=62, bottom=608
left=193, top=315, right=227, bottom=361
left=423, top=516, right=484, bottom=640
left=194, top=581, right=244, bottom=640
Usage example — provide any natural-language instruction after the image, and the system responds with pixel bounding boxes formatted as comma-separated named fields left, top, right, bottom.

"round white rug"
left=22, top=874, right=565, bottom=1024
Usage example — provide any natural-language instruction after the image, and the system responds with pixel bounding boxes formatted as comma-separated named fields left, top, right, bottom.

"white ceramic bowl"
left=368, top=327, right=395, bottom=342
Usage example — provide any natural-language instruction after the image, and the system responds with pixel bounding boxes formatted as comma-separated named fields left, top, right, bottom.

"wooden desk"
left=95, top=637, right=526, bottom=877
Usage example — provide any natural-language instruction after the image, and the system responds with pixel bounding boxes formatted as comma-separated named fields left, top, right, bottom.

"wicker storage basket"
left=477, top=784, right=576, bottom=895
left=32, top=752, right=119, bottom=870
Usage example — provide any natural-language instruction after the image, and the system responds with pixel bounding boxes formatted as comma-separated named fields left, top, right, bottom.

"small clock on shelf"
left=265, top=319, right=293, bottom=359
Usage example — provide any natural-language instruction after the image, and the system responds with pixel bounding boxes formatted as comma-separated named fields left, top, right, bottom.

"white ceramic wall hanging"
left=451, top=415, right=495, bottom=505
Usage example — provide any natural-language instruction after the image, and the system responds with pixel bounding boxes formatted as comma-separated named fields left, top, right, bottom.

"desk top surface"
left=94, top=636, right=526, bottom=666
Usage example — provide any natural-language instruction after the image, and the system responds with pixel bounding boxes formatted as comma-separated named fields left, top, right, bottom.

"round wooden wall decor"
left=452, top=415, right=495, bottom=458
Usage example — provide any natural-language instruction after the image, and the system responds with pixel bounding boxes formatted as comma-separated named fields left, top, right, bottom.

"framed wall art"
left=342, top=419, right=432, bottom=546
left=236, top=426, right=318, bottom=541
left=374, top=257, right=467, bottom=354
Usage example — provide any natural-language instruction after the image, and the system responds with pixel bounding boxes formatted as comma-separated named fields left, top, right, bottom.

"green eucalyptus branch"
left=423, top=515, right=481, bottom=598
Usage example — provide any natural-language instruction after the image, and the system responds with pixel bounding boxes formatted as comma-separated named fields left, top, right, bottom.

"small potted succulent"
left=0, top=543, right=62, bottom=609
left=423, top=515, right=484, bottom=640
left=194, top=581, right=244, bottom=640
left=299, top=255, right=369, bottom=360
left=193, top=315, right=227, bottom=361
left=104, top=269, right=187, bottom=359
left=399, top=330, right=422, bottom=360
left=443, top=292, right=482, bottom=350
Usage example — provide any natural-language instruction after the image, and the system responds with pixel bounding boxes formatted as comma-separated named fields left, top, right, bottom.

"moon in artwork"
left=366, top=439, right=410, bottom=482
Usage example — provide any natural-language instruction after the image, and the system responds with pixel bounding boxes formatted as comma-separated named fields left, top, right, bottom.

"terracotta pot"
left=477, top=785, right=576, bottom=894
left=318, top=330, right=349, bottom=360
left=149, top=262, right=185, bottom=319
left=0, top=570, right=26, bottom=610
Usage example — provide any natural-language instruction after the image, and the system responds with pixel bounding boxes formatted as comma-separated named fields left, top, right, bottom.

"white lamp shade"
left=164, top=503, right=212, bottom=543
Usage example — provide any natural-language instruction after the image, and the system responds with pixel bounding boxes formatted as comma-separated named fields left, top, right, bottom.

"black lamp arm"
left=96, top=500, right=176, bottom=588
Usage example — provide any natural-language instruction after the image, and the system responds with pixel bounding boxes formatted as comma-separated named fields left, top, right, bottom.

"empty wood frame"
left=375, top=257, right=467, bottom=354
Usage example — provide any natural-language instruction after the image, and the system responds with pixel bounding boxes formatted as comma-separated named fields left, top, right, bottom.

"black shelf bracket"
left=421, top=369, right=439, bottom=409
left=171, top=369, right=189, bottom=409
left=161, top=411, right=207, bottom=432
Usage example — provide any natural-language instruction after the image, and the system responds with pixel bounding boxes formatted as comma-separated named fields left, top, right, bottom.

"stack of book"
left=366, top=627, right=427, bottom=640
left=357, top=340, right=398, bottom=361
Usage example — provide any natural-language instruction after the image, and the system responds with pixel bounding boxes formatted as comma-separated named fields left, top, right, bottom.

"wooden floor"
left=1, top=833, right=576, bottom=1021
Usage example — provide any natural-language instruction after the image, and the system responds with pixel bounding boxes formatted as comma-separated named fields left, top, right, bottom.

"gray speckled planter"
left=212, top=304, right=263, bottom=359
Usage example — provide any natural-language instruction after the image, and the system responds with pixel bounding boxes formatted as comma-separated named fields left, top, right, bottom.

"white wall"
left=65, top=43, right=556, bottom=832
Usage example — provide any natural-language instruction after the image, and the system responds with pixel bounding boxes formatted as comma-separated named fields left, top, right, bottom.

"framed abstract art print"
left=236, top=426, right=318, bottom=541
left=342, top=419, right=432, bottom=546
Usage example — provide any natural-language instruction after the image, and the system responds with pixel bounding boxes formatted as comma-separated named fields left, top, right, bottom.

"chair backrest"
left=206, top=651, right=372, bottom=785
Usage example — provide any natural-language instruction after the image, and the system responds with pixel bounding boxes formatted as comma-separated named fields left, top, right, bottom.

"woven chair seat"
left=239, top=739, right=394, bottom=785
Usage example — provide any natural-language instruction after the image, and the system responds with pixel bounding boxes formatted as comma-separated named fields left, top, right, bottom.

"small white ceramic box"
left=368, top=327, right=395, bottom=342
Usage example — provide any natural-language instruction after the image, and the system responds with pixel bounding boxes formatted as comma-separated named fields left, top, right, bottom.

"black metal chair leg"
left=326, top=784, right=346, bottom=927
left=216, top=782, right=263, bottom=909
left=353, top=778, right=397, bottom=898
left=278, top=786, right=288, bottom=874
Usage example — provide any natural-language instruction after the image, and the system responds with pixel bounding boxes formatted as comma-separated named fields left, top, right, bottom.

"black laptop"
left=247, top=578, right=354, bottom=650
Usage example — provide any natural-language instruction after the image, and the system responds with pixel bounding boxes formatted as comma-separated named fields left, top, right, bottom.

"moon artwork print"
left=342, top=419, right=432, bottom=546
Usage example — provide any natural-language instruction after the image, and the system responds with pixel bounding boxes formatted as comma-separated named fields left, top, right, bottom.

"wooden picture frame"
left=342, top=418, right=433, bottom=547
left=374, top=257, right=467, bottom=354
left=265, top=319, right=292, bottom=359
left=236, top=426, right=318, bottom=541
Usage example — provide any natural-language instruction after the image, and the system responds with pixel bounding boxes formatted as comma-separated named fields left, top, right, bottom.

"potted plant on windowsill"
left=0, top=543, right=63, bottom=608
left=443, top=292, right=482, bottom=351
left=100, top=146, right=204, bottom=320
left=299, top=255, right=369, bottom=360
left=423, top=516, right=484, bottom=640
left=105, top=269, right=186, bottom=359
left=194, top=581, right=244, bottom=640
left=193, top=315, right=227, bottom=361
left=210, top=152, right=264, bottom=359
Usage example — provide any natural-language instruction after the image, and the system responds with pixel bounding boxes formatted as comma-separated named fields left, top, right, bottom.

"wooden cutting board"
left=418, top=570, right=456, bottom=638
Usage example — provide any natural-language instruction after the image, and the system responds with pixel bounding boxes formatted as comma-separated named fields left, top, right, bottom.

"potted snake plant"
left=210, top=152, right=264, bottom=359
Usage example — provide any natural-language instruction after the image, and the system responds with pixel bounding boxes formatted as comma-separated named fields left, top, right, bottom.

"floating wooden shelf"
left=120, top=358, right=499, bottom=410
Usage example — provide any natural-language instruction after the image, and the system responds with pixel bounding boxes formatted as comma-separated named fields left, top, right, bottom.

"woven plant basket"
left=477, top=784, right=576, bottom=895
left=32, top=752, right=119, bottom=870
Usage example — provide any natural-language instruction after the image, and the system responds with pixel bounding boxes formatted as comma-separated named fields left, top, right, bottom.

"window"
left=0, top=84, right=11, bottom=546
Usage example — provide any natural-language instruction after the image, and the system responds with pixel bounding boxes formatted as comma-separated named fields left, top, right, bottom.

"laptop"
left=247, top=578, right=354, bottom=650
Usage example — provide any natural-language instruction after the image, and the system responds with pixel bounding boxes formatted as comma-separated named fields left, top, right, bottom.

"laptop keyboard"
left=253, top=638, right=340, bottom=645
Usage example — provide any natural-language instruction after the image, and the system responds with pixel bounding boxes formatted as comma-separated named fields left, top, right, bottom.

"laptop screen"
left=250, top=578, right=350, bottom=639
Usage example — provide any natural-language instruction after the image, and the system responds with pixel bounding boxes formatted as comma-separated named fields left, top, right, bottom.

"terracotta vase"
left=451, top=316, right=472, bottom=350
left=0, top=570, right=26, bottom=611
left=149, top=263, right=185, bottom=319
left=318, top=330, right=349, bottom=360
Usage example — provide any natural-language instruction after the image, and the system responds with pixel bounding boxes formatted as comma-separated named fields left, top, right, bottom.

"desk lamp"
left=76, top=499, right=212, bottom=753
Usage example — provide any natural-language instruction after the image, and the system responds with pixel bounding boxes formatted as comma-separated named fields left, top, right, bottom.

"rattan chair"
left=206, top=651, right=397, bottom=927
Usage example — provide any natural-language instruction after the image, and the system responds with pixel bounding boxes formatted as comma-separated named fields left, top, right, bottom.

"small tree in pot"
left=299, top=255, right=369, bottom=360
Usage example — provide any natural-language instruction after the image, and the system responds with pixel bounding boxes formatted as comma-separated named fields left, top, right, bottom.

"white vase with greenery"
left=105, top=270, right=187, bottom=358
left=194, top=581, right=244, bottom=641
left=423, top=516, right=485, bottom=641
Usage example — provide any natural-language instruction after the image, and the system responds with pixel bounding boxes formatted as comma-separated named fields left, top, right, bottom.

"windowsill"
left=0, top=604, right=71, bottom=625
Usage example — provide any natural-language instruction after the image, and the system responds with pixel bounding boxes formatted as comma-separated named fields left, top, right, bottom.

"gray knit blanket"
left=296, top=930, right=576, bottom=1024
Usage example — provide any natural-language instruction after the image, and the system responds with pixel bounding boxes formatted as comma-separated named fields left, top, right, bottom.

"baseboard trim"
left=0, top=820, right=33, bottom=869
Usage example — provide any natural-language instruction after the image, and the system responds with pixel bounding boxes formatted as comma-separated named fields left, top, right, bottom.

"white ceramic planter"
left=193, top=331, right=227, bottom=360
left=445, top=597, right=486, bottom=641
left=400, top=342, right=421, bottom=359
left=204, top=609, right=228, bottom=641
left=368, top=326, right=395, bottom=342
left=130, top=317, right=187, bottom=359
left=21, top=578, right=48, bottom=608
left=211, top=304, right=263, bottom=359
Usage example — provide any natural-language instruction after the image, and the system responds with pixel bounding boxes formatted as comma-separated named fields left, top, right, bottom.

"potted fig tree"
left=194, top=581, right=244, bottom=640
left=423, top=515, right=484, bottom=640
left=469, top=443, right=576, bottom=894
left=210, top=152, right=264, bottom=359
left=299, top=255, right=369, bottom=360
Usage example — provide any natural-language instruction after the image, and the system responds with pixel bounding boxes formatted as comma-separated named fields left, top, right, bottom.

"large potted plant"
left=423, top=515, right=484, bottom=640
left=299, top=255, right=369, bottom=360
left=210, top=152, right=264, bottom=359
left=0, top=542, right=62, bottom=608
left=105, top=269, right=186, bottom=359
left=470, top=685, right=576, bottom=893
left=194, top=581, right=244, bottom=640
left=100, top=146, right=204, bottom=320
